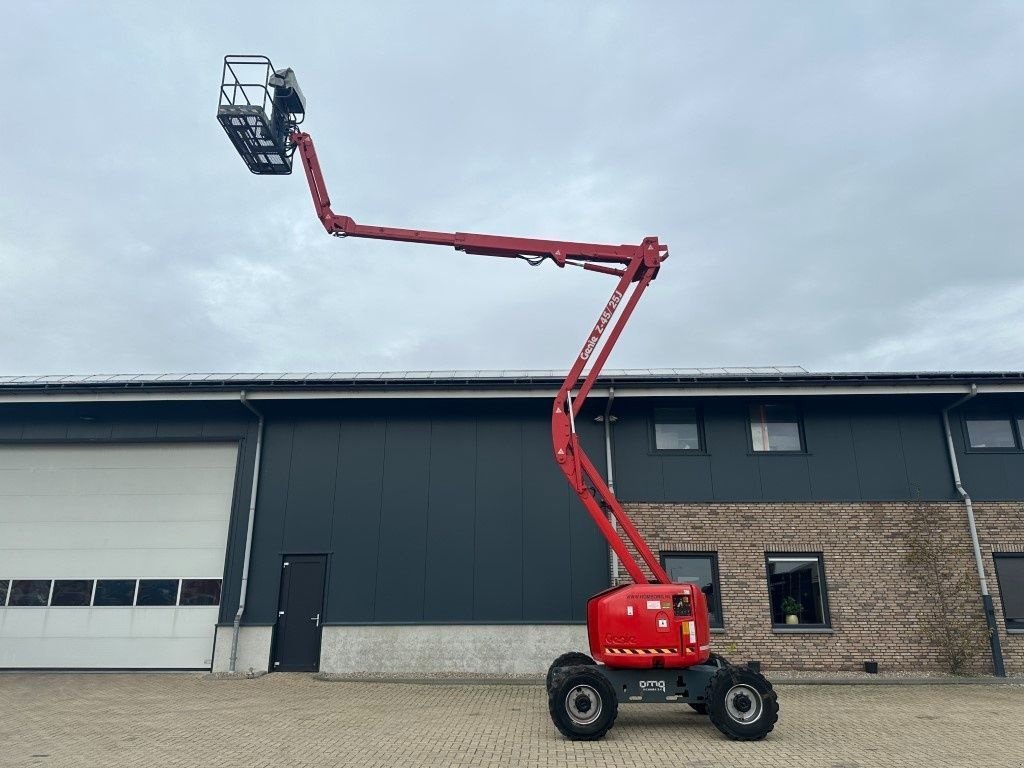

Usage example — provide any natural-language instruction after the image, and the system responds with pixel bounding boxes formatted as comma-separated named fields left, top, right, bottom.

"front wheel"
left=548, top=665, right=618, bottom=741
left=704, top=668, right=779, bottom=740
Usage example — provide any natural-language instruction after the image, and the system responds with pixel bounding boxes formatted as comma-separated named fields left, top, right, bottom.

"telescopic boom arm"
left=291, top=131, right=671, bottom=585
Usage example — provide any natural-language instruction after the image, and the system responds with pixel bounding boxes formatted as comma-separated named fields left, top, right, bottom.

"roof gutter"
left=940, top=384, right=1005, bottom=677
left=230, top=391, right=264, bottom=674
left=5, top=382, right=1024, bottom=404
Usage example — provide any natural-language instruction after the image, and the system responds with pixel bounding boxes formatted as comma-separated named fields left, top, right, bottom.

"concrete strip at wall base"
left=212, top=626, right=273, bottom=673
left=320, top=625, right=589, bottom=675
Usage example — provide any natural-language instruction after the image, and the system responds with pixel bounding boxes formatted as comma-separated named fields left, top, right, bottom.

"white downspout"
left=230, top=391, right=264, bottom=673
left=941, top=383, right=1005, bottom=677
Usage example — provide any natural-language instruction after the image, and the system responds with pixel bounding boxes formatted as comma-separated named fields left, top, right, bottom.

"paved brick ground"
left=2, top=673, right=1023, bottom=767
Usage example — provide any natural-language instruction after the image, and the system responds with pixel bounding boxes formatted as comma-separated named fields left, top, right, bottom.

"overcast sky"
left=1, top=2, right=1022, bottom=376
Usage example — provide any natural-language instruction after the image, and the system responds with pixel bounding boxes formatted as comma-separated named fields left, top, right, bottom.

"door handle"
left=311, top=613, right=320, bottom=627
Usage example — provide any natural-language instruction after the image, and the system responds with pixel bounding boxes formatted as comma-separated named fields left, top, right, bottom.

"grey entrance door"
left=273, top=555, right=327, bottom=672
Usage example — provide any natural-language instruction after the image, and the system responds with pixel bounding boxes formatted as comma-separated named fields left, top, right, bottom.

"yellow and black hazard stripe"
left=604, top=647, right=678, bottom=655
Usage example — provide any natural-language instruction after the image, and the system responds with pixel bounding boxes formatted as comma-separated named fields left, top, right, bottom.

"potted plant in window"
left=781, top=596, right=801, bottom=625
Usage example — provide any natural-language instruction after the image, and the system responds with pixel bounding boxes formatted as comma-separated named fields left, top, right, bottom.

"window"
left=965, top=417, right=1017, bottom=449
left=766, top=554, right=829, bottom=628
left=993, top=554, right=1024, bottom=630
left=180, top=579, right=221, bottom=606
left=51, top=580, right=93, bottom=606
left=749, top=405, right=803, bottom=452
left=8, top=580, right=51, bottom=606
left=93, top=579, right=137, bottom=606
left=0, top=579, right=9, bottom=606
left=652, top=408, right=702, bottom=451
left=136, top=579, right=179, bottom=607
left=663, top=553, right=723, bottom=628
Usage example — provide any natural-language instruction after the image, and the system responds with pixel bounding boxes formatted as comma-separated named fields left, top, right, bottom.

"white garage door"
left=0, top=442, right=238, bottom=669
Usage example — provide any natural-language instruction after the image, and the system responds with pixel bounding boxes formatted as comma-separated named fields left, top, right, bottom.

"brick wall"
left=616, top=501, right=1024, bottom=675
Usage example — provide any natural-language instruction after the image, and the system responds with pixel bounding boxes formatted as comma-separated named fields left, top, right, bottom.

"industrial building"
left=1, top=368, right=1022, bottom=675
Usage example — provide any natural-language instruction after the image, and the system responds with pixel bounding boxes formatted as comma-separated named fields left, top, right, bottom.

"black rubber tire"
left=704, top=667, right=779, bottom=741
left=545, top=652, right=596, bottom=691
left=688, top=702, right=708, bottom=715
left=547, top=665, right=618, bottom=741
left=707, top=652, right=730, bottom=668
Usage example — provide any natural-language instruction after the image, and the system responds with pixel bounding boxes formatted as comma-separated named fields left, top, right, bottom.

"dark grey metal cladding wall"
left=244, top=399, right=609, bottom=625
left=0, top=401, right=260, bottom=627
left=954, top=395, right=1024, bottom=500
left=612, top=395, right=961, bottom=502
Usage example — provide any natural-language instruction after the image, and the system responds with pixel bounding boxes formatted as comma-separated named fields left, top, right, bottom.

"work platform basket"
left=217, top=55, right=306, bottom=175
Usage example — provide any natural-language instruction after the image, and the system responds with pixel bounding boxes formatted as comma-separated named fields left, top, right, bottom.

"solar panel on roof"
left=35, top=366, right=1024, bottom=392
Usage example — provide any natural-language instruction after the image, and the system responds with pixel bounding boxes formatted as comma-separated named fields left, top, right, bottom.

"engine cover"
left=587, top=583, right=712, bottom=669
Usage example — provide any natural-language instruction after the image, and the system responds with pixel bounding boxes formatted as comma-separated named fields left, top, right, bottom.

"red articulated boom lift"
left=217, top=55, right=778, bottom=741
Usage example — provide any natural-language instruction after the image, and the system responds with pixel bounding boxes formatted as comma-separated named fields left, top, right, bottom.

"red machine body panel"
left=588, top=584, right=711, bottom=669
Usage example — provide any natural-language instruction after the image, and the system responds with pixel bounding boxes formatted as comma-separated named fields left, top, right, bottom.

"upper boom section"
left=290, top=131, right=667, bottom=277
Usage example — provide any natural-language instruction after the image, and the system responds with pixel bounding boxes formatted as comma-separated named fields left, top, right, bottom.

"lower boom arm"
left=292, top=130, right=670, bottom=585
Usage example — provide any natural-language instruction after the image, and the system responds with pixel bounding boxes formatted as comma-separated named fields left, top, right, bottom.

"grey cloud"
left=1, top=1, right=1022, bottom=375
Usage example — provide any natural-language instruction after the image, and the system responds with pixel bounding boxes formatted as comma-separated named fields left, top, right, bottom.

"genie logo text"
left=580, top=291, right=623, bottom=361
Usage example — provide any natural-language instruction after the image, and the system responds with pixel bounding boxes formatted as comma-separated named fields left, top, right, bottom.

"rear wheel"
left=547, top=665, right=618, bottom=741
left=704, top=668, right=779, bottom=741
left=546, top=652, right=595, bottom=691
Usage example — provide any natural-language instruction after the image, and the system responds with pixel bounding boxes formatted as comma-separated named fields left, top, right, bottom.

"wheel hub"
left=724, top=683, right=763, bottom=724
left=565, top=685, right=603, bottom=726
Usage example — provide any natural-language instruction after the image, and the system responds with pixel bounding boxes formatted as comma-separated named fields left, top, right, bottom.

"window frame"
left=747, top=403, right=806, bottom=454
left=136, top=578, right=181, bottom=607
left=962, top=414, right=1023, bottom=453
left=50, top=579, right=95, bottom=607
left=650, top=407, right=706, bottom=454
left=7, top=579, right=53, bottom=607
left=764, top=552, right=831, bottom=629
left=92, top=579, right=139, bottom=607
left=178, top=578, right=223, bottom=606
left=660, top=551, right=724, bottom=629
left=993, top=553, right=1024, bottom=631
